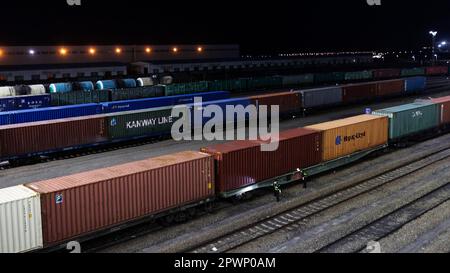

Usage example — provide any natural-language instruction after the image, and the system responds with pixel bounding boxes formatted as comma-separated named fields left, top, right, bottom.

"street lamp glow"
left=429, top=31, right=438, bottom=37
left=172, top=47, right=178, bottom=53
left=145, top=47, right=152, bottom=53
left=29, top=49, right=35, bottom=55
left=115, top=47, right=122, bottom=54
left=89, top=47, right=96, bottom=55
left=59, top=48, right=68, bottom=56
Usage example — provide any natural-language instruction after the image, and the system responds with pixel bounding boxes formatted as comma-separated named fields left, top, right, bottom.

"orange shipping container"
left=305, top=115, right=388, bottom=161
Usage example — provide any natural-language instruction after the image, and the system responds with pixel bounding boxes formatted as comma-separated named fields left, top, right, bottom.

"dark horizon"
left=1, top=0, right=449, bottom=54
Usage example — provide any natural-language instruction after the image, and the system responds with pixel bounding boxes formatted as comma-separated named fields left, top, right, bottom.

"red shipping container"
left=0, top=116, right=107, bottom=159
left=248, top=92, right=301, bottom=115
left=426, top=66, right=448, bottom=75
left=373, top=69, right=401, bottom=79
left=430, top=96, right=450, bottom=125
left=201, top=128, right=322, bottom=194
left=342, top=83, right=377, bottom=103
left=25, top=151, right=215, bottom=246
left=376, top=79, right=405, bottom=97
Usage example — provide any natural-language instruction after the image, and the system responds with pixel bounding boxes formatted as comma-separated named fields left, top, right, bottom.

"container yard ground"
left=99, top=133, right=450, bottom=253
left=2, top=82, right=450, bottom=189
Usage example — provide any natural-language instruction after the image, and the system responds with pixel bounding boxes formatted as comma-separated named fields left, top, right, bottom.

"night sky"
left=1, top=0, right=449, bottom=53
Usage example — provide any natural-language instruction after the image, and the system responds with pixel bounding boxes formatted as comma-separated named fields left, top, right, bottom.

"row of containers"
left=0, top=76, right=427, bottom=127
left=0, top=65, right=447, bottom=111
left=2, top=93, right=450, bottom=253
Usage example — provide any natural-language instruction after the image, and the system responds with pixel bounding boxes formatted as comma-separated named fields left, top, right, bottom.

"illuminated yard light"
left=89, top=47, right=96, bottom=55
left=115, top=47, right=122, bottom=54
left=29, top=49, right=35, bottom=55
left=59, top=48, right=68, bottom=56
left=172, top=47, right=178, bottom=53
left=197, top=46, right=203, bottom=52
left=145, top=47, right=152, bottom=53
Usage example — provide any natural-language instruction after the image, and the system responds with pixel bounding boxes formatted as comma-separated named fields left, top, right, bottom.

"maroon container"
left=342, top=83, right=377, bottom=103
left=373, top=69, right=401, bottom=79
left=201, top=128, right=322, bottom=194
left=249, top=91, right=301, bottom=115
left=426, top=66, right=448, bottom=75
left=376, top=79, right=404, bottom=97
left=430, top=96, right=450, bottom=125
left=25, top=151, right=215, bottom=246
left=0, top=116, right=107, bottom=159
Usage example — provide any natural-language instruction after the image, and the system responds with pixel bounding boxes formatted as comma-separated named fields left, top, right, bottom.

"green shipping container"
left=247, top=76, right=283, bottom=90
left=165, top=81, right=209, bottom=96
left=281, top=74, right=315, bottom=86
left=314, top=72, right=345, bottom=84
left=401, top=68, right=426, bottom=77
left=111, top=86, right=165, bottom=101
left=371, top=102, right=439, bottom=140
left=209, top=79, right=248, bottom=92
left=51, top=90, right=110, bottom=106
left=106, top=106, right=184, bottom=140
left=344, top=70, right=373, bottom=81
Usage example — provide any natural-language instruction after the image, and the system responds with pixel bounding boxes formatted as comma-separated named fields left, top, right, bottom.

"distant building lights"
left=59, top=48, right=68, bottom=56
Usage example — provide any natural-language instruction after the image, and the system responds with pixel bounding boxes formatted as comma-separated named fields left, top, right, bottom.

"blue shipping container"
left=0, top=97, right=15, bottom=112
left=404, top=76, right=427, bottom=93
left=101, top=91, right=231, bottom=113
left=118, top=79, right=137, bottom=88
left=0, top=104, right=102, bottom=126
left=49, top=83, right=73, bottom=93
left=14, top=95, right=51, bottom=110
left=76, top=81, right=95, bottom=91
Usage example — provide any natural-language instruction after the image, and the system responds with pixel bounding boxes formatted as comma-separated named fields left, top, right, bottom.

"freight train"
left=0, top=65, right=447, bottom=111
left=1, top=93, right=450, bottom=253
left=0, top=76, right=428, bottom=163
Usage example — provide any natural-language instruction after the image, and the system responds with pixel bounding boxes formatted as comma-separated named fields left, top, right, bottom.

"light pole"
left=429, top=31, right=438, bottom=65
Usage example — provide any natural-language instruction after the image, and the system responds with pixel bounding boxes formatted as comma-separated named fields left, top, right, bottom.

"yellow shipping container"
left=305, top=115, right=388, bottom=162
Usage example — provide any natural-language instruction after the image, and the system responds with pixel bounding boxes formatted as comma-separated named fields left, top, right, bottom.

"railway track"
left=187, top=147, right=450, bottom=253
left=317, top=182, right=450, bottom=253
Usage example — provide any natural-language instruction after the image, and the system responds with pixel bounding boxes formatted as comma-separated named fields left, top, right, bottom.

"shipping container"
left=209, top=79, right=248, bottom=92
left=247, top=76, right=283, bottom=90
left=165, top=81, right=210, bottom=96
left=137, top=77, right=154, bottom=87
left=0, top=186, right=43, bottom=253
left=25, top=151, right=215, bottom=246
left=110, top=86, right=165, bottom=101
left=249, top=92, right=301, bottom=115
left=401, top=68, right=425, bottom=77
left=106, top=106, right=182, bottom=141
left=73, top=81, right=95, bottom=92
left=201, top=128, right=322, bottom=194
left=314, top=72, right=345, bottom=84
left=376, top=79, right=405, bottom=97
left=344, top=70, right=373, bottom=81
left=372, top=102, right=439, bottom=140
left=428, top=96, right=450, bottom=125
left=0, top=97, right=15, bottom=112
left=29, top=85, right=46, bottom=95
left=281, top=74, right=315, bottom=86
left=342, top=83, right=377, bottom=103
left=373, top=69, right=401, bottom=79
left=298, top=86, right=343, bottom=109
left=3, top=104, right=102, bottom=126
left=51, top=90, right=111, bottom=106
left=14, top=94, right=51, bottom=110
left=0, top=115, right=108, bottom=159
left=101, top=91, right=230, bottom=113
left=96, top=80, right=117, bottom=90
left=404, top=76, right=427, bottom=93
left=49, top=83, right=73, bottom=93
left=305, top=115, right=388, bottom=162
left=425, top=66, right=448, bottom=75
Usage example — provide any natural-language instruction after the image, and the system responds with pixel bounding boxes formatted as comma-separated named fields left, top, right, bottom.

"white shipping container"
left=0, top=185, right=42, bottom=253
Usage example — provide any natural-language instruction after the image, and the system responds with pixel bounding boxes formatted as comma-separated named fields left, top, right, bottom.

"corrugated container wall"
left=344, top=70, right=373, bottom=81
left=298, top=86, right=343, bottom=109
left=426, top=66, right=448, bottom=75
left=429, top=96, right=450, bottom=125
left=371, top=102, right=439, bottom=140
left=25, top=151, right=215, bottom=246
left=0, top=97, right=15, bottom=112
left=0, top=116, right=108, bottom=159
left=305, top=115, right=388, bottom=162
left=201, top=128, right=322, bottom=194
left=404, top=77, right=427, bottom=93
left=0, top=186, right=43, bottom=253
left=401, top=68, right=425, bottom=77
left=376, top=79, right=404, bottom=97
left=14, top=95, right=51, bottom=110
left=342, top=83, right=377, bottom=103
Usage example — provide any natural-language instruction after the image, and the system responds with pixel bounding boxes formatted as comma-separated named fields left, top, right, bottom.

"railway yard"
left=2, top=75, right=450, bottom=254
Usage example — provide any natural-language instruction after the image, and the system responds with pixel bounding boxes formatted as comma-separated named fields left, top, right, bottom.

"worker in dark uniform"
left=301, top=170, right=308, bottom=189
left=273, top=181, right=282, bottom=202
